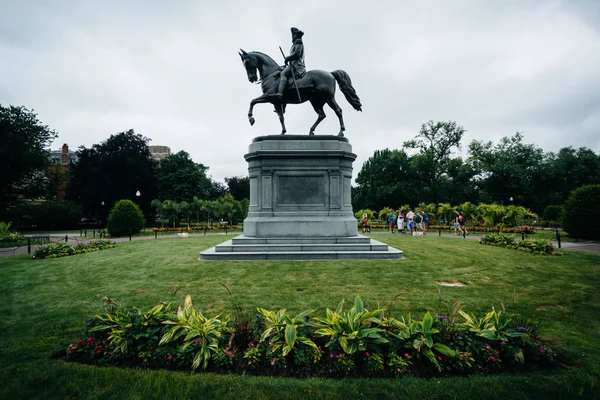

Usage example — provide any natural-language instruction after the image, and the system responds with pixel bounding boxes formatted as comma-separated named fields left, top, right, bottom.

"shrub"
left=107, top=200, right=145, bottom=237
left=562, top=184, right=600, bottom=240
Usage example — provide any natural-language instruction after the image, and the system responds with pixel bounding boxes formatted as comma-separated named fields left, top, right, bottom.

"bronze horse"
left=239, top=49, right=362, bottom=136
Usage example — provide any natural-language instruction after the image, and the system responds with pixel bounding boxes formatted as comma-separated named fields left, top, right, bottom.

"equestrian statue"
left=239, top=27, right=362, bottom=136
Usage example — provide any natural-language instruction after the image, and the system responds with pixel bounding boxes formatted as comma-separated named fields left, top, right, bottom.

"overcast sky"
left=1, top=0, right=599, bottom=183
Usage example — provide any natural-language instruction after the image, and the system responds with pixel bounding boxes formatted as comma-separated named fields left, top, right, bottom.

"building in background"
left=47, top=143, right=76, bottom=200
left=49, top=143, right=78, bottom=165
left=148, top=145, right=171, bottom=161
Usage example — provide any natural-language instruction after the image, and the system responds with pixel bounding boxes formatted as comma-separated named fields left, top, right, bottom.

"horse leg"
left=326, top=98, right=345, bottom=136
left=309, top=100, right=326, bottom=135
left=274, top=104, right=287, bottom=134
left=248, top=94, right=272, bottom=126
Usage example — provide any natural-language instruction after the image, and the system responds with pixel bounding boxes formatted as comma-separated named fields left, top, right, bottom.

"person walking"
left=420, top=210, right=429, bottom=234
left=455, top=210, right=468, bottom=236
left=406, top=209, right=416, bottom=235
left=362, top=213, right=370, bottom=233
left=388, top=211, right=396, bottom=234
left=397, top=210, right=405, bottom=234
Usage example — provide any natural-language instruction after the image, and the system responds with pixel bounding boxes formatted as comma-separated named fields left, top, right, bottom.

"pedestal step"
left=199, top=235, right=403, bottom=261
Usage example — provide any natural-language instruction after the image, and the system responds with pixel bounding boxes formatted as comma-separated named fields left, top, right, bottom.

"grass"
left=1, top=234, right=599, bottom=399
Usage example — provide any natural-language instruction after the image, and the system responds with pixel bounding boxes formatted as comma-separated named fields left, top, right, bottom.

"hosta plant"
left=256, top=307, right=317, bottom=356
left=159, top=295, right=230, bottom=369
left=313, top=296, right=388, bottom=354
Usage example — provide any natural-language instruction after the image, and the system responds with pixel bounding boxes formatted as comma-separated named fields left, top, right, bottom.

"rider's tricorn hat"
left=291, top=27, right=304, bottom=38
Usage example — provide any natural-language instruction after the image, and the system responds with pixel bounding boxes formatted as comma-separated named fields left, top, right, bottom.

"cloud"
left=1, top=0, right=599, bottom=182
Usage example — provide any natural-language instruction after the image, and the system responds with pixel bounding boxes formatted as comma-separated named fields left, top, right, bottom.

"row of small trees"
left=150, top=194, right=249, bottom=227
left=356, top=202, right=537, bottom=228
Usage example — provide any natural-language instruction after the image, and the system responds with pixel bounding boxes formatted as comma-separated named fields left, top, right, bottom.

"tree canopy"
left=0, top=105, right=58, bottom=217
left=65, top=129, right=157, bottom=221
left=156, top=151, right=212, bottom=203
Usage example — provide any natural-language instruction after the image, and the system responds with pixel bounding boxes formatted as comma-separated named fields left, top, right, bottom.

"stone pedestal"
left=199, top=135, right=402, bottom=261
left=243, top=135, right=357, bottom=237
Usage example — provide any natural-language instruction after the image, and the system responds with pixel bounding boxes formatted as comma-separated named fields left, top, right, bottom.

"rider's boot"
left=274, top=77, right=286, bottom=99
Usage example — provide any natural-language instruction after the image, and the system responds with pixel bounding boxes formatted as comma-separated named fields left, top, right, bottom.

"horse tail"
left=331, top=70, right=362, bottom=111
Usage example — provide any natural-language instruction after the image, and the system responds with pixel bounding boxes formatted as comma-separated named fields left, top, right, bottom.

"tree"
left=562, top=184, right=600, bottom=240
left=225, top=176, right=250, bottom=201
left=542, top=205, right=562, bottom=224
left=106, top=199, right=145, bottom=237
left=404, top=120, right=466, bottom=204
left=353, top=149, right=417, bottom=211
left=0, top=105, right=58, bottom=217
left=468, top=133, right=545, bottom=211
left=65, top=129, right=158, bottom=222
left=156, top=151, right=212, bottom=203
left=548, top=147, right=600, bottom=204
left=209, top=180, right=228, bottom=200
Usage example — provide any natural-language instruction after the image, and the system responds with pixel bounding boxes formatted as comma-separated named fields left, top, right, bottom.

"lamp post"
left=135, top=190, right=144, bottom=235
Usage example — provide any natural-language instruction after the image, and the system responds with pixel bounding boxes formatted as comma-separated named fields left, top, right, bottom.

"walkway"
left=0, top=232, right=239, bottom=258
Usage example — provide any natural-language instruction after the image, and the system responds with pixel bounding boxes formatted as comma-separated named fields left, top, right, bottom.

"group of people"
left=389, top=209, right=429, bottom=235
left=361, top=209, right=468, bottom=236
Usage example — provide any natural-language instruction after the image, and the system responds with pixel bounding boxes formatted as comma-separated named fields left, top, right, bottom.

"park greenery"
left=65, top=295, right=555, bottom=377
left=356, top=202, right=537, bottom=228
left=1, top=235, right=599, bottom=399
left=478, top=233, right=561, bottom=255
left=106, top=200, right=145, bottom=237
left=32, top=239, right=117, bottom=259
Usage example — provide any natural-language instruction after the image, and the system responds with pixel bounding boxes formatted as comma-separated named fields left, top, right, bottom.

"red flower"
left=403, top=353, right=410, bottom=358
left=437, top=356, right=443, bottom=361
left=365, top=351, right=371, bottom=357
left=489, top=355, right=496, bottom=362
left=227, top=351, right=233, bottom=357
left=540, top=349, right=546, bottom=354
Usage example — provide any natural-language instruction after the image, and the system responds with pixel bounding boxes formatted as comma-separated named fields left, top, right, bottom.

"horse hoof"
left=338, top=132, right=344, bottom=137
left=280, top=131, right=286, bottom=135
left=309, top=131, right=315, bottom=136
left=249, top=117, right=255, bottom=126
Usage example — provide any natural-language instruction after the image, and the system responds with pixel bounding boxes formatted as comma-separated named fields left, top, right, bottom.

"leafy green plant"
left=458, top=308, right=527, bottom=363
left=159, top=295, right=230, bottom=370
left=479, top=234, right=560, bottom=256
left=313, top=296, right=388, bottom=354
left=405, top=312, right=455, bottom=370
left=32, top=240, right=116, bottom=259
left=65, top=296, right=559, bottom=378
left=106, top=199, right=145, bottom=237
left=0, top=221, right=12, bottom=236
left=88, top=301, right=173, bottom=355
left=256, top=307, right=317, bottom=356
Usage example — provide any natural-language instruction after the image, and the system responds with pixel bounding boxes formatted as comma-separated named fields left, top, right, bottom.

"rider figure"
left=275, top=27, right=305, bottom=98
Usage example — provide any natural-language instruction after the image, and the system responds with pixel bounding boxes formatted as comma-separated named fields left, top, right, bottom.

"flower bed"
left=427, top=225, right=535, bottom=234
left=478, top=234, right=561, bottom=255
left=152, top=225, right=239, bottom=232
left=63, top=296, right=557, bottom=378
left=32, top=240, right=117, bottom=259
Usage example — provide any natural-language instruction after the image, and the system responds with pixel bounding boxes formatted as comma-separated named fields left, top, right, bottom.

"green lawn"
left=1, top=235, right=599, bottom=399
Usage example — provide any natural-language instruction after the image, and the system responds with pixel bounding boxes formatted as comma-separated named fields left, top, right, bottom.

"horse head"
left=239, top=49, right=259, bottom=83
